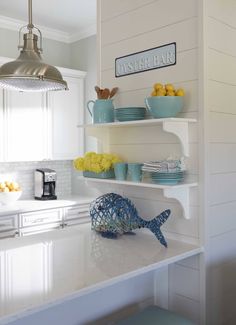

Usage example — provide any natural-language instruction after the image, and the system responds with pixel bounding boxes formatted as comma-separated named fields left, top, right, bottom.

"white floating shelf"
left=78, top=118, right=197, bottom=157
left=82, top=177, right=197, bottom=219
left=78, top=117, right=196, bottom=129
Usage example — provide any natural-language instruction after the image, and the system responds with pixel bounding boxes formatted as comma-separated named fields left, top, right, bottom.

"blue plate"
left=151, top=179, right=183, bottom=185
left=116, top=117, right=145, bottom=121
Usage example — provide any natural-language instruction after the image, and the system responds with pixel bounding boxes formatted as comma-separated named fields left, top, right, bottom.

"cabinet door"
left=19, top=209, right=62, bottom=236
left=1, top=242, right=52, bottom=315
left=49, top=76, right=85, bottom=160
left=64, top=204, right=90, bottom=226
left=19, top=209, right=62, bottom=228
left=0, top=215, right=18, bottom=238
left=4, top=90, right=49, bottom=161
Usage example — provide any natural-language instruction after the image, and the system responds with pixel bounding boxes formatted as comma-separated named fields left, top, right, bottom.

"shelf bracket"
left=163, top=121, right=189, bottom=157
left=163, top=187, right=190, bottom=219
left=86, top=128, right=110, bottom=153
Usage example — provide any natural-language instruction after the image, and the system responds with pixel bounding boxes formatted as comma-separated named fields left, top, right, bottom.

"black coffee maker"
left=34, top=168, right=57, bottom=200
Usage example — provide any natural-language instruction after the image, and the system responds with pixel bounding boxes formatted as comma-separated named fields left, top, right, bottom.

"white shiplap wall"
left=98, top=0, right=201, bottom=323
left=206, top=0, right=236, bottom=324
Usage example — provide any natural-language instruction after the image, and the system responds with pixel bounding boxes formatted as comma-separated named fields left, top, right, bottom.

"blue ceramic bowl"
left=145, top=96, right=184, bottom=118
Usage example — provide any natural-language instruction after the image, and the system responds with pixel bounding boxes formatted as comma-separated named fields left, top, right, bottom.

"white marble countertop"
left=0, top=195, right=95, bottom=216
left=0, top=224, right=203, bottom=324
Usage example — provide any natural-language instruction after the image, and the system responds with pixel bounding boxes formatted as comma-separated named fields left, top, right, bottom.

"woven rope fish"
left=90, top=193, right=171, bottom=247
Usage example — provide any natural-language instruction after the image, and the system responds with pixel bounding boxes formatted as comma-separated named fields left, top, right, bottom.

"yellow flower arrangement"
left=73, top=152, right=122, bottom=173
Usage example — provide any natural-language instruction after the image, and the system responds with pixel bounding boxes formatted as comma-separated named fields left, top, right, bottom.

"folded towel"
left=142, top=159, right=185, bottom=173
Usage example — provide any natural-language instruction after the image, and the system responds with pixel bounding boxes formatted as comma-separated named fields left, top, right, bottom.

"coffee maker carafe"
left=34, top=168, right=57, bottom=200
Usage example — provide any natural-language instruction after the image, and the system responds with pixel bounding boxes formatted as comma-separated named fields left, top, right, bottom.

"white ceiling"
left=0, top=0, right=97, bottom=43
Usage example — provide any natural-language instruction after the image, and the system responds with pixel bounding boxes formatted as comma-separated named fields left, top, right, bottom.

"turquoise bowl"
left=145, top=96, right=184, bottom=118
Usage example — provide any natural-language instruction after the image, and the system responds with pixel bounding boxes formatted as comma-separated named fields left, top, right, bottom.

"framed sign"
left=115, top=42, right=176, bottom=77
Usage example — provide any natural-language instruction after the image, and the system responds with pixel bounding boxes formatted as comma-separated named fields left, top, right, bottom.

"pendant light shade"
left=0, top=0, right=67, bottom=92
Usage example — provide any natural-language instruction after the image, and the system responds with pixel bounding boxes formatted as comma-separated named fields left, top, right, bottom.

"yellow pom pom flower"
left=85, top=151, right=96, bottom=158
left=73, top=152, right=122, bottom=173
left=73, top=158, right=85, bottom=171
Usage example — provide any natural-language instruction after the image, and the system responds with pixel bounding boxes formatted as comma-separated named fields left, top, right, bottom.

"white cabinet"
left=49, top=71, right=86, bottom=160
left=0, top=202, right=91, bottom=240
left=4, top=90, right=48, bottom=161
left=64, top=203, right=90, bottom=226
left=0, top=215, right=18, bottom=239
left=0, top=241, right=52, bottom=316
left=0, top=57, right=86, bottom=162
left=18, top=208, right=62, bottom=236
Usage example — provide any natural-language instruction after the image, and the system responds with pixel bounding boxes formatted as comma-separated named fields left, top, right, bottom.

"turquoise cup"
left=128, top=163, right=143, bottom=182
left=114, top=162, right=128, bottom=181
left=87, top=99, right=114, bottom=123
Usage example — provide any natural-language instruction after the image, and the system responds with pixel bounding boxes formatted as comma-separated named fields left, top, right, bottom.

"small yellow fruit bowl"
left=147, top=83, right=185, bottom=118
left=0, top=191, right=22, bottom=205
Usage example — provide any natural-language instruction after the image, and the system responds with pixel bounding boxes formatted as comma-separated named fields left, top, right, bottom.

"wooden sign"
left=115, top=42, right=176, bottom=77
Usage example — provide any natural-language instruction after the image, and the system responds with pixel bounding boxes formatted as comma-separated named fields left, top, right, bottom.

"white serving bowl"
left=0, top=191, right=22, bottom=205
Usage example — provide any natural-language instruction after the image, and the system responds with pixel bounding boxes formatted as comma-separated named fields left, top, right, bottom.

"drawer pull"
left=32, top=218, right=46, bottom=223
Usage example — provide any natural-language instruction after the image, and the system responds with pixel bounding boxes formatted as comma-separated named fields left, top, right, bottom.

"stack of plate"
left=151, top=171, right=185, bottom=185
left=115, top=107, right=146, bottom=122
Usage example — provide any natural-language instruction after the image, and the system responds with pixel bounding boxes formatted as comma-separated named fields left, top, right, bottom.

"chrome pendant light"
left=0, top=0, right=67, bottom=92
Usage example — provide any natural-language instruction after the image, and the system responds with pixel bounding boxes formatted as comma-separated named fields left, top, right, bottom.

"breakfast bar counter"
left=0, top=224, right=202, bottom=324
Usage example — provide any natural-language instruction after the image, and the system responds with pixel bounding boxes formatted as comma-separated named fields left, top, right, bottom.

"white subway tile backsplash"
left=0, top=160, right=72, bottom=199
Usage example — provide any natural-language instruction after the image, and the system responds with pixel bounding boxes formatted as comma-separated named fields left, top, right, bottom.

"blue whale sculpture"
left=90, top=193, right=171, bottom=247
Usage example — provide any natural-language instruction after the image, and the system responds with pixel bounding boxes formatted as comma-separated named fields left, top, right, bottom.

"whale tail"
left=146, top=209, right=171, bottom=247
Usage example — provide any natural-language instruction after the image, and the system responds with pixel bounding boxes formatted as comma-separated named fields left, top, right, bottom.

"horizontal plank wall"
left=207, top=0, right=236, bottom=324
left=98, top=0, right=200, bottom=323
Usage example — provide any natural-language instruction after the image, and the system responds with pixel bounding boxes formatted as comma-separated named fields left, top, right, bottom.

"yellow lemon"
left=151, top=90, right=157, bottom=96
left=156, top=89, right=166, bottom=96
left=12, top=182, right=19, bottom=190
left=165, top=84, right=175, bottom=91
left=0, top=182, right=6, bottom=189
left=154, top=83, right=163, bottom=91
left=167, top=90, right=175, bottom=96
left=176, top=88, right=185, bottom=96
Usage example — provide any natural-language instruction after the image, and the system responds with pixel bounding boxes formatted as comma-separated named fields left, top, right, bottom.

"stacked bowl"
left=115, top=107, right=146, bottom=122
left=142, top=159, right=186, bottom=185
left=151, top=171, right=185, bottom=185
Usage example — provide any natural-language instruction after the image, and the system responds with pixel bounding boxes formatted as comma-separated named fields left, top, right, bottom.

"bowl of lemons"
left=145, top=83, right=185, bottom=118
left=0, top=181, right=22, bottom=205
